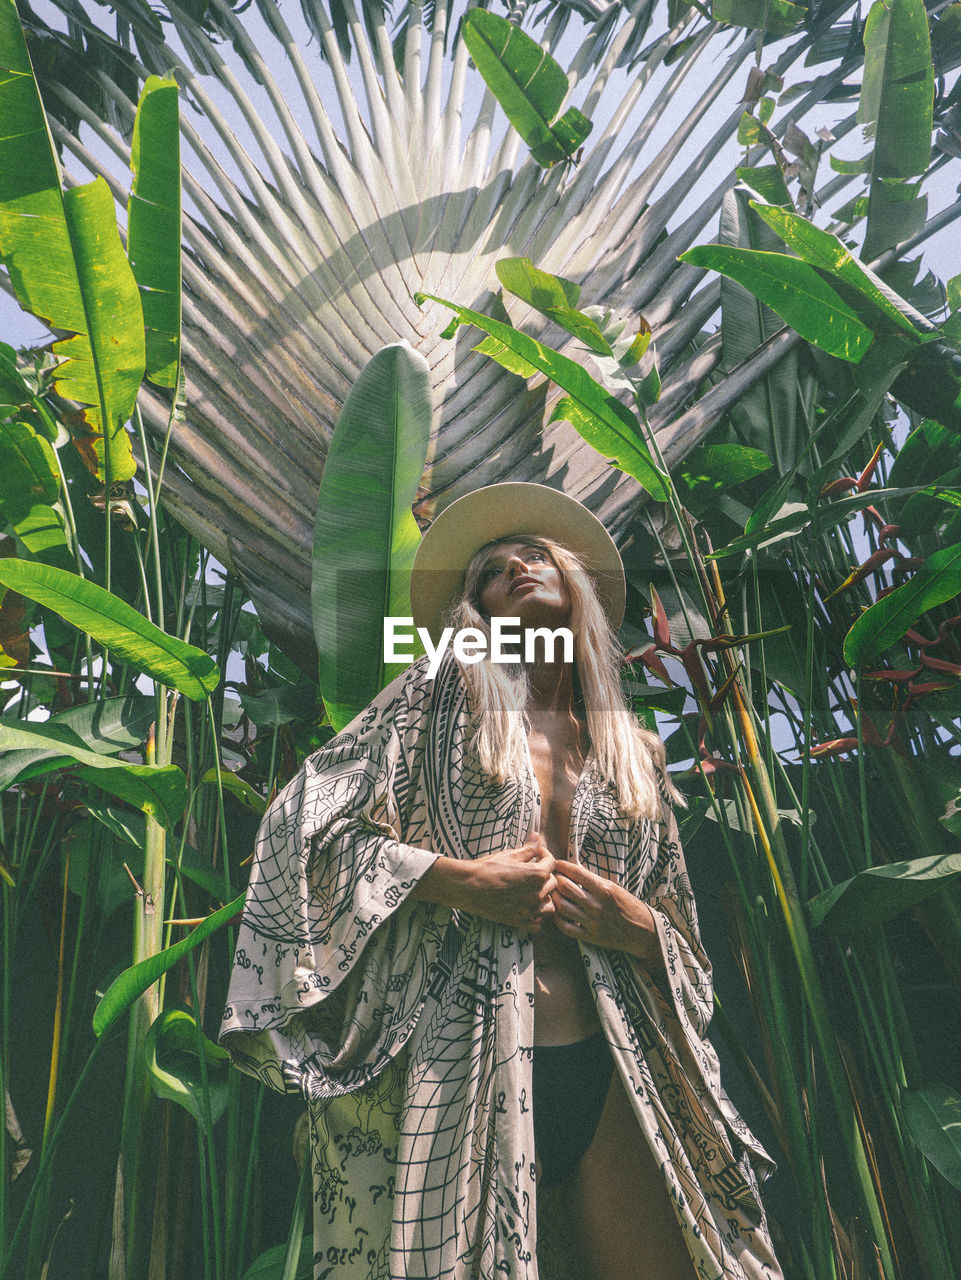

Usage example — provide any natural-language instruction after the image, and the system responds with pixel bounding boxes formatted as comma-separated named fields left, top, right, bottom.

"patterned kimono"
left=220, top=653, right=782, bottom=1280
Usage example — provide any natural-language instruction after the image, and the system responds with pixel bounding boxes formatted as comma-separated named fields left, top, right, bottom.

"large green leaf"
left=855, top=0, right=934, bottom=260
left=461, top=9, right=592, bottom=168
left=859, top=0, right=934, bottom=180
left=144, top=1007, right=230, bottom=1133
left=93, top=890, right=246, bottom=1036
left=675, top=444, right=771, bottom=512
left=312, top=343, right=432, bottom=732
left=711, top=486, right=922, bottom=559
left=0, top=719, right=186, bottom=826
left=494, top=258, right=613, bottom=356
left=902, top=1084, right=961, bottom=1192
left=0, top=405, right=68, bottom=562
left=0, top=558, right=220, bottom=699
left=749, top=204, right=932, bottom=339
left=0, top=693, right=154, bottom=789
left=128, top=76, right=181, bottom=388
left=0, top=0, right=143, bottom=483
left=417, top=293, right=668, bottom=500
left=0, top=341, right=31, bottom=405
left=753, top=203, right=961, bottom=434
left=863, top=177, right=929, bottom=265
left=238, top=681, right=317, bottom=729
left=807, top=851, right=961, bottom=934
left=890, top=343, right=961, bottom=437
left=712, top=0, right=806, bottom=36
left=717, top=188, right=803, bottom=476
left=240, top=1240, right=313, bottom=1280
left=0, top=419, right=61, bottom=531
left=843, top=540, right=961, bottom=666
left=679, top=246, right=873, bottom=363
left=53, top=180, right=145, bottom=483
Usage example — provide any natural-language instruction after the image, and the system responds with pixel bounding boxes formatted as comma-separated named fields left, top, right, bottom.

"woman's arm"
left=410, top=834, right=558, bottom=931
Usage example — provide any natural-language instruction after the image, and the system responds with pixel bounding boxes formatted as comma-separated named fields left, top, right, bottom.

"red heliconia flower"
left=904, top=628, right=932, bottom=649
left=827, top=547, right=899, bottom=598
left=862, top=668, right=919, bottom=683
left=809, top=737, right=861, bottom=758
left=858, top=711, right=887, bottom=749
left=630, top=644, right=674, bottom=686
left=920, top=653, right=961, bottom=677
left=706, top=666, right=741, bottom=718
left=650, top=584, right=674, bottom=651
left=688, top=753, right=741, bottom=776
left=935, top=615, right=961, bottom=656
left=857, top=440, right=886, bottom=492
left=892, top=557, right=924, bottom=578
left=903, top=681, right=955, bottom=711
left=820, top=477, right=857, bottom=498
left=679, top=647, right=712, bottom=703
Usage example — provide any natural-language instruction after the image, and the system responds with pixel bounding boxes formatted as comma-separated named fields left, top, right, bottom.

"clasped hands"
left=465, top=834, right=657, bottom=960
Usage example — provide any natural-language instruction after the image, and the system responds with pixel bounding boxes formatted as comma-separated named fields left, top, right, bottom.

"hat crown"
left=410, top=483, right=625, bottom=640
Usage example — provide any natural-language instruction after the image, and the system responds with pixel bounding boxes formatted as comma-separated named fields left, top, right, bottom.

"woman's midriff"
left=533, top=922, right=600, bottom=1045
left=527, top=723, right=601, bottom=1047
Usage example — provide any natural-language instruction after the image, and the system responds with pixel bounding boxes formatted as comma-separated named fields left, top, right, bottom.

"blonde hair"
left=448, top=535, right=680, bottom=822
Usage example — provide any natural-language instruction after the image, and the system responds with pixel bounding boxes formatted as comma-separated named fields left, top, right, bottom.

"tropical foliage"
left=1, top=0, right=960, bottom=1278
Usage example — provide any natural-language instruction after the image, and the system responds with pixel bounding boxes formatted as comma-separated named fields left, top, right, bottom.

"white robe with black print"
left=220, top=653, right=782, bottom=1280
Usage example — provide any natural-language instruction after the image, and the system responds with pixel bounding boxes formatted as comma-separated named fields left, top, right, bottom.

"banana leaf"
left=0, top=558, right=220, bottom=699
left=461, top=9, right=592, bottom=167
left=0, top=0, right=143, bottom=482
left=312, top=343, right=432, bottom=732
left=128, top=76, right=181, bottom=388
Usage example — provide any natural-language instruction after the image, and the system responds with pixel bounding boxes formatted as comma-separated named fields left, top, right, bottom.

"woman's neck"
left=526, top=659, right=579, bottom=716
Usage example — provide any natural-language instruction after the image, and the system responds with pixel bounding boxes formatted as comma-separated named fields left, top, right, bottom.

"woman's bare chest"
left=526, top=721, right=586, bottom=857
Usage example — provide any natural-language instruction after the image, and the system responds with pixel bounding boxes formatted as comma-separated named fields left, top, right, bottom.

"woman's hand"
left=412, top=834, right=558, bottom=931
left=551, top=859, right=660, bottom=967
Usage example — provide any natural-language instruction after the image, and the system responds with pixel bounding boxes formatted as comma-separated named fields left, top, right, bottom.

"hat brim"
left=410, top=483, right=625, bottom=640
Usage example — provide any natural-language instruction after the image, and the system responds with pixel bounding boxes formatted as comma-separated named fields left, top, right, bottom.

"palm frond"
left=7, top=0, right=950, bottom=657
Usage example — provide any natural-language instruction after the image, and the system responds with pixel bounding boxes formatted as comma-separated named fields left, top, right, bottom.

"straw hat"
left=410, top=482, right=625, bottom=640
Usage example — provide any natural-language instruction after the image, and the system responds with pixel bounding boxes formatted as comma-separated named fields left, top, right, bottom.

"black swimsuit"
left=532, top=1031, right=615, bottom=1187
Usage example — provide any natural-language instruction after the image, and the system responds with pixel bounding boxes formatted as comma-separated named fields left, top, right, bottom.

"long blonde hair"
left=448, top=535, right=679, bottom=821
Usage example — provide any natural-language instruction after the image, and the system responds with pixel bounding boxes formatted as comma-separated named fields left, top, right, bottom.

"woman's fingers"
left=553, top=858, right=600, bottom=887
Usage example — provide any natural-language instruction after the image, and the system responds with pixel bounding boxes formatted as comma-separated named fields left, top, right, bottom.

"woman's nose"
left=506, top=555, right=527, bottom=577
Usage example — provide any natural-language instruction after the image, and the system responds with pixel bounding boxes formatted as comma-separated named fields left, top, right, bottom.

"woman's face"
left=476, top=540, right=572, bottom=629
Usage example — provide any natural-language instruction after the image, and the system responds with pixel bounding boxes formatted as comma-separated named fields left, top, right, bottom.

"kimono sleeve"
left=219, top=666, right=443, bottom=1099
left=638, top=770, right=714, bottom=1042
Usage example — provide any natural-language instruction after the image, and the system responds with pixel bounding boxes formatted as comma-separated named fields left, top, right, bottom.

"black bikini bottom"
left=532, top=1031, right=615, bottom=1188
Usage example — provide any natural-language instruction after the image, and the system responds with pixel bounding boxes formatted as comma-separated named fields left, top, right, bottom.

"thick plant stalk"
left=702, top=556, right=898, bottom=1278
left=112, top=720, right=168, bottom=1278
left=631, top=403, right=902, bottom=1273
left=42, top=843, right=70, bottom=1146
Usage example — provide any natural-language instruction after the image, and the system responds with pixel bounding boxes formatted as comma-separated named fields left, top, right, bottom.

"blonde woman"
left=221, top=483, right=782, bottom=1280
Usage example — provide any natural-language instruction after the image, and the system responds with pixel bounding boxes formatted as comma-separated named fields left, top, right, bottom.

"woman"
left=221, top=483, right=782, bottom=1280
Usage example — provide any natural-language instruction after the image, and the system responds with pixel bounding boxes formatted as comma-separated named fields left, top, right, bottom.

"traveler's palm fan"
left=12, top=0, right=947, bottom=656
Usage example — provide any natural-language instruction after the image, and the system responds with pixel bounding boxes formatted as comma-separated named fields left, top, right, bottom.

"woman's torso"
left=526, top=711, right=601, bottom=1046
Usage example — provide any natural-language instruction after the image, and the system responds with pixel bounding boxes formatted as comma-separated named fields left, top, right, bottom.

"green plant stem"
left=114, top=712, right=169, bottom=1276
left=799, top=527, right=819, bottom=900
left=281, top=1158, right=310, bottom=1280
left=232, top=1078, right=265, bottom=1277
left=0, top=878, right=11, bottom=1261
